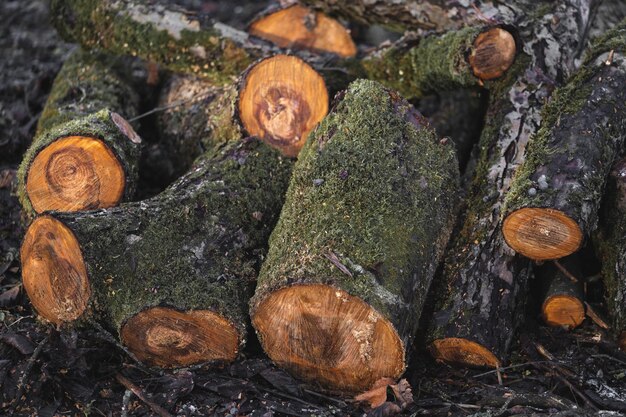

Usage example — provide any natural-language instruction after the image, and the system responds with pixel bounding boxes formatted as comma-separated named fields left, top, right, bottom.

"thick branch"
left=503, top=20, right=626, bottom=261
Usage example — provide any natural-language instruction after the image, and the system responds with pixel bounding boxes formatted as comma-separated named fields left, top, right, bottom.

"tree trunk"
left=20, top=138, right=293, bottom=367
left=17, top=49, right=142, bottom=217
left=503, top=20, right=626, bottom=261
left=426, top=0, right=594, bottom=368
left=250, top=79, right=460, bottom=393
left=594, top=155, right=626, bottom=351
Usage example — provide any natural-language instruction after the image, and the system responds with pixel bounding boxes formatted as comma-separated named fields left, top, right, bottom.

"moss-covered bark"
left=17, top=48, right=143, bottom=216
left=361, top=26, right=512, bottom=99
left=426, top=0, right=594, bottom=367
left=48, top=138, right=292, bottom=352
left=594, top=156, right=626, bottom=345
left=156, top=74, right=242, bottom=175
left=250, top=79, right=459, bottom=388
left=49, top=0, right=282, bottom=85
left=503, top=21, right=626, bottom=256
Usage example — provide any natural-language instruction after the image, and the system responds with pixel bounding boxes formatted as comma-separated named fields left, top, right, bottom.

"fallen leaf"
left=0, top=331, right=34, bottom=355
left=0, top=285, right=20, bottom=307
left=355, top=377, right=395, bottom=408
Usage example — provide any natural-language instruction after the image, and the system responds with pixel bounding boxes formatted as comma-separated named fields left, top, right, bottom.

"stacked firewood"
left=17, top=0, right=626, bottom=394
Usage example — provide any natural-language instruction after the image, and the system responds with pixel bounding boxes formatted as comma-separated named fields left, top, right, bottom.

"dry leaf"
left=354, top=377, right=395, bottom=408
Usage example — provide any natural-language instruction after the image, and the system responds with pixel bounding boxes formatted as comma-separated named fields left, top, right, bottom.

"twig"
left=585, top=302, right=609, bottom=329
left=115, top=373, right=172, bottom=417
left=553, top=260, right=579, bottom=283
left=128, top=90, right=213, bottom=122
left=472, top=361, right=553, bottom=378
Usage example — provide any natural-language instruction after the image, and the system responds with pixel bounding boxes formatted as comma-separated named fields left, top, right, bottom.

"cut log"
left=17, top=49, right=142, bottom=216
left=426, top=1, right=593, bottom=368
left=158, top=54, right=329, bottom=164
left=249, top=4, right=356, bottom=57
left=540, top=257, right=585, bottom=329
left=250, top=79, right=460, bottom=393
left=362, top=26, right=516, bottom=99
left=595, top=156, right=626, bottom=351
left=20, top=138, right=293, bottom=366
left=300, top=0, right=483, bottom=32
left=502, top=24, right=626, bottom=261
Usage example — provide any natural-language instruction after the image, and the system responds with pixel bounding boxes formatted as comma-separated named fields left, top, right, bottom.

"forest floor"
left=1, top=1, right=626, bottom=416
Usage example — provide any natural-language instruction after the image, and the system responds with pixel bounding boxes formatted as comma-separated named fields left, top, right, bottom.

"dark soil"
left=1, top=1, right=626, bottom=416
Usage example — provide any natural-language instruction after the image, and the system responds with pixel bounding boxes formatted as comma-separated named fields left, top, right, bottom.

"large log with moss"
left=595, top=155, right=626, bottom=351
left=157, top=54, right=329, bottom=164
left=426, top=0, right=593, bottom=369
left=17, top=49, right=142, bottom=216
left=502, top=21, right=626, bottom=261
left=20, top=138, right=292, bottom=367
left=250, top=79, right=460, bottom=393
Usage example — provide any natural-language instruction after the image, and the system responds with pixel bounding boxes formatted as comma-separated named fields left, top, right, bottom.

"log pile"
left=16, top=0, right=626, bottom=396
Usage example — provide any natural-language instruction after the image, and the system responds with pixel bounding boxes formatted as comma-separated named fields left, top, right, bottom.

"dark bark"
left=300, top=0, right=484, bottom=32
left=17, top=49, right=143, bottom=217
left=426, top=0, right=595, bottom=368
left=250, top=80, right=460, bottom=392
left=418, top=89, right=486, bottom=173
left=503, top=20, right=626, bottom=261
left=595, top=155, right=626, bottom=350
left=22, top=138, right=293, bottom=365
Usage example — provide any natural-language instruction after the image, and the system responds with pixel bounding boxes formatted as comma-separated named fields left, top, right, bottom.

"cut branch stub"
left=21, top=215, right=90, bottom=324
left=239, top=55, right=329, bottom=157
left=502, top=208, right=583, bottom=261
left=120, top=307, right=239, bottom=367
left=249, top=4, right=357, bottom=58
left=469, top=28, right=517, bottom=80
left=250, top=80, right=459, bottom=392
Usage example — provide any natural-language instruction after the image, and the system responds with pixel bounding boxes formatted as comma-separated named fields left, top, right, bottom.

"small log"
left=503, top=23, right=626, bottom=261
left=20, top=138, right=293, bottom=367
left=17, top=49, right=142, bottom=216
left=540, top=257, right=585, bottom=329
left=158, top=54, right=329, bottom=163
left=362, top=26, right=517, bottom=99
left=250, top=80, right=460, bottom=393
left=595, top=156, right=626, bottom=351
left=249, top=4, right=357, bottom=57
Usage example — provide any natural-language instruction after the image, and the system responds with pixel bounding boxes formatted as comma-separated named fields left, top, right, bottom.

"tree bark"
left=17, top=49, right=143, bottom=217
left=502, top=20, right=626, bottom=261
left=594, top=155, right=626, bottom=351
left=250, top=79, right=460, bottom=393
left=20, top=138, right=293, bottom=367
left=300, top=0, right=484, bottom=32
left=426, top=0, right=595, bottom=368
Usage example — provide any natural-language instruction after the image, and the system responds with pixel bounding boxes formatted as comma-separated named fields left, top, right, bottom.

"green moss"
left=253, top=80, right=459, bottom=338
left=362, top=27, right=483, bottom=99
left=50, top=0, right=256, bottom=85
